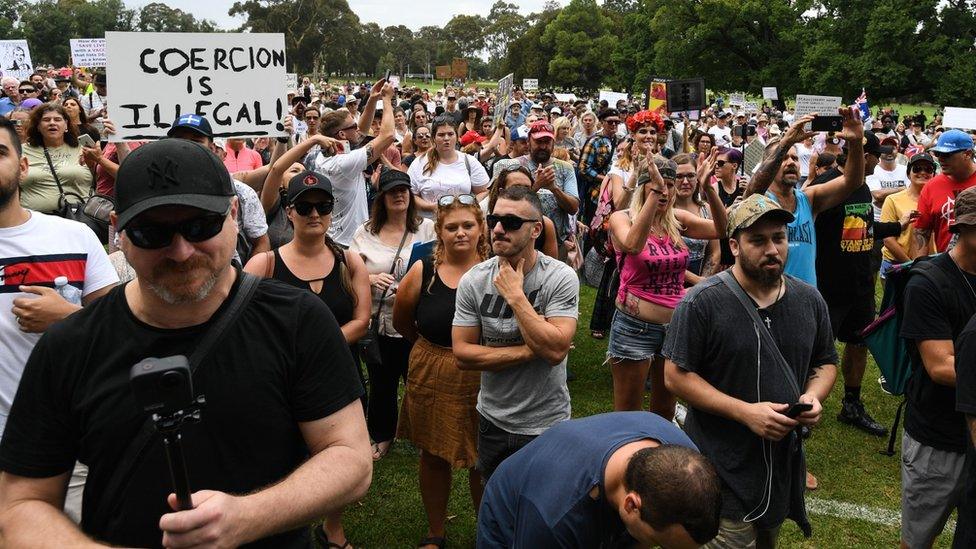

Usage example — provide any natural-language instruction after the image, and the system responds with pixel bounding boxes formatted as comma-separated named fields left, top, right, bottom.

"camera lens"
left=159, top=370, right=184, bottom=389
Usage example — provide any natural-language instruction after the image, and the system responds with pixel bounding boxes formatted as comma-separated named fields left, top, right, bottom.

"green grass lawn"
left=334, top=283, right=954, bottom=548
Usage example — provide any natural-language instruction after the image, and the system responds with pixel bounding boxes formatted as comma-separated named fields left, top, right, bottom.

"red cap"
left=528, top=120, right=555, bottom=140
left=459, top=130, right=486, bottom=147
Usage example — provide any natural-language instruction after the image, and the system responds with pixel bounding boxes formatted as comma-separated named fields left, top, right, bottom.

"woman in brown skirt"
left=393, top=193, right=489, bottom=549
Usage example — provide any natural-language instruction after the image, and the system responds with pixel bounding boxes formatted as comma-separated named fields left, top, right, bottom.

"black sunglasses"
left=486, top=214, right=540, bottom=232
left=933, top=150, right=962, bottom=159
left=293, top=201, right=334, bottom=216
left=19, top=88, right=34, bottom=94
left=715, top=160, right=728, bottom=167
left=126, top=213, right=227, bottom=249
left=911, top=165, right=935, bottom=174
left=438, top=194, right=477, bottom=207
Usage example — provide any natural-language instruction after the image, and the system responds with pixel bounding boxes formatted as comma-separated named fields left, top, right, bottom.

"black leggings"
left=365, top=335, right=411, bottom=443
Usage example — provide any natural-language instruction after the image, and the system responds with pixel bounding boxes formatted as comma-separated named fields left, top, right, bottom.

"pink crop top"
left=616, top=234, right=689, bottom=309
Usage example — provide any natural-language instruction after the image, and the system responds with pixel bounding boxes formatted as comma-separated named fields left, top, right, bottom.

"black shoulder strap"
left=93, top=272, right=261, bottom=527
left=718, top=270, right=803, bottom=398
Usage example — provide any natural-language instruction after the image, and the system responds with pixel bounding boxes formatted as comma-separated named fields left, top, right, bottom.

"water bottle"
left=54, top=276, right=83, bottom=305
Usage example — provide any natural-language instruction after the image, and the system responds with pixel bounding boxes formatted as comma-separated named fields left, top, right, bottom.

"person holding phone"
left=663, top=194, right=838, bottom=548
left=19, top=103, right=94, bottom=214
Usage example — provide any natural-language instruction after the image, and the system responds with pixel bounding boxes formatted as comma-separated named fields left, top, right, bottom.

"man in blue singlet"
left=744, top=107, right=865, bottom=287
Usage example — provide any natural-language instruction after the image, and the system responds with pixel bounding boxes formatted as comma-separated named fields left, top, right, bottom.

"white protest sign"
left=388, top=75, right=400, bottom=89
left=106, top=32, right=288, bottom=141
left=743, top=102, right=759, bottom=112
left=285, top=72, right=298, bottom=92
left=522, top=78, right=538, bottom=90
left=0, top=40, right=33, bottom=80
left=599, top=90, right=629, bottom=107
left=70, top=39, right=107, bottom=67
left=943, top=107, right=976, bottom=131
left=495, top=73, right=514, bottom=125
left=794, top=94, right=842, bottom=119
left=554, top=93, right=577, bottom=103
left=729, top=93, right=746, bottom=106
left=762, top=87, right=778, bottom=100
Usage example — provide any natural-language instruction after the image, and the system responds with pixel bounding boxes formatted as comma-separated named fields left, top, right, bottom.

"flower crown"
left=626, top=110, right=665, bottom=133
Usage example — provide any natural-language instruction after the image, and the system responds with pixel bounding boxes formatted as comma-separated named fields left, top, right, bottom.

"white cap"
left=550, top=107, right=562, bottom=115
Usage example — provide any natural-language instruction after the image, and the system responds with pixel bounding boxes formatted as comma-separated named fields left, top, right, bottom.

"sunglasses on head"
left=438, top=194, right=477, bottom=207
left=125, top=211, right=228, bottom=249
left=293, top=200, right=334, bottom=216
left=486, top=214, right=539, bottom=232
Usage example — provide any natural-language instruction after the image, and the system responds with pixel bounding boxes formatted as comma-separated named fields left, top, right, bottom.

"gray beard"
left=146, top=270, right=220, bottom=305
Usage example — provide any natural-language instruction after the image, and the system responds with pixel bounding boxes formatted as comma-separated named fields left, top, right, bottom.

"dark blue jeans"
left=477, top=414, right=537, bottom=481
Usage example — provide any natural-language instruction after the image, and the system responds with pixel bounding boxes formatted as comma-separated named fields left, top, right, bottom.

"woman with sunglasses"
left=403, top=125, right=432, bottom=168
left=606, top=152, right=726, bottom=417
left=483, top=166, right=559, bottom=258
left=588, top=111, right=663, bottom=339
left=393, top=193, right=488, bottom=549
left=881, top=153, right=936, bottom=276
left=243, top=169, right=371, bottom=549
left=351, top=168, right=436, bottom=461
left=408, top=116, right=490, bottom=218
left=403, top=108, right=429, bottom=155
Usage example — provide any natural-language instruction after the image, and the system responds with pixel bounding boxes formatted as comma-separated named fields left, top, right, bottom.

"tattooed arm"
left=744, top=114, right=816, bottom=198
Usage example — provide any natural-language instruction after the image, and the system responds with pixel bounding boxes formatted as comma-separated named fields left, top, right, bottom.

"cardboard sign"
left=599, top=90, right=629, bottom=107
left=729, top=93, right=746, bottom=106
left=285, top=73, right=298, bottom=92
left=794, top=94, right=842, bottom=119
left=451, top=58, right=468, bottom=79
left=522, top=78, right=538, bottom=90
left=762, top=87, right=778, bottom=100
left=495, top=73, right=514, bottom=125
left=435, top=65, right=451, bottom=80
left=70, top=39, right=107, bottom=67
left=0, top=40, right=33, bottom=80
left=943, top=107, right=976, bottom=131
left=665, top=78, right=706, bottom=113
left=744, top=139, right=765, bottom=174
left=106, top=32, right=288, bottom=141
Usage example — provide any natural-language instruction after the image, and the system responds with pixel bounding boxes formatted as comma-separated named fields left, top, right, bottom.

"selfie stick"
left=152, top=396, right=206, bottom=511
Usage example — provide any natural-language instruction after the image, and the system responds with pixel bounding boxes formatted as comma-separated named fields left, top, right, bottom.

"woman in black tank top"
left=243, top=169, right=370, bottom=549
left=392, top=197, right=489, bottom=549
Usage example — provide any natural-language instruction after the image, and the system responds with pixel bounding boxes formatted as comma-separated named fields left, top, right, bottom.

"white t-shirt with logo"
left=708, top=125, right=732, bottom=147
left=312, top=146, right=370, bottom=247
left=407, top=153, right=490, bottom=218
left=867, top=164, right=910, bottom=221
left=0, top=213, right=118, bottom=439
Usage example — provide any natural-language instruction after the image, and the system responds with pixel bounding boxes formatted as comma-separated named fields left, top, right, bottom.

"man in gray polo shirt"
left=453, top=185, right=579, bottom=480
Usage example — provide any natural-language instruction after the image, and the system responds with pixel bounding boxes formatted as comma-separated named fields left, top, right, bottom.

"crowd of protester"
left=1, top=65, right=976, bottom=549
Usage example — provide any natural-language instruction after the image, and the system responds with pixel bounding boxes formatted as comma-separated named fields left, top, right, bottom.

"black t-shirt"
left=810, top=169, right=876, bottom=300
left=0, top=276, right=364, bottom=548
left=717, top=180, right=744, bottom=265
left=901, top=254, right=976, bottom=452
left=954, top=316, right=976, bottom=547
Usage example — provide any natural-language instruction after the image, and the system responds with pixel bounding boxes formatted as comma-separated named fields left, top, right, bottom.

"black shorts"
left=827, top=294, right=875, bottom=344
left=477, top=414, right=537, bottom=482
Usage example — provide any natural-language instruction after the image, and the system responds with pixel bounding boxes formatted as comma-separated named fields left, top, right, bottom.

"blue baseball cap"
left=167, top=114, right=213, bottom=139
left=512, top=124, right=530, bottom=141
left=931, top=129, right=974, bottom=154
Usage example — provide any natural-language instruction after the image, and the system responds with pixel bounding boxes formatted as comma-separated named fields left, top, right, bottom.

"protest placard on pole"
left=729, top=93, right=746, bottom=106
left=495, top=73, right=514, bottom=125
left=70, top=39, right=107, bottom=67
left=522, top=78, right=538, bottom=90
left=435, top=65, right=451, bottom=80
left=106, top=32, right=288, bottom=141
left=762, top=87, right=778, bottom=100
left=743, top=102, right=759, bottom=112
left=665, top=78, right=706, bottom=114
left=554, top=93, right=578, bottom=103
left=0, top=40, right=34, bottom=80
left=285, top=73, right=298, bottom=92
left=599, top=90, right=629, bottom=107
left=943, top=107, right=976, bottom=131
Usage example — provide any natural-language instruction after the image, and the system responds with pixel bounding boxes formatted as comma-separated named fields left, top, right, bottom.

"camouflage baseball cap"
left=727, top=194, right=795, bottom=236
left=950, top=186, right=976, bottom=233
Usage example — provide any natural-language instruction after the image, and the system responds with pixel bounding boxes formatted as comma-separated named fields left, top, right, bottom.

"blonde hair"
left=428, top=202, right=489, bottom=292
left=552, top=116, right=571, bottom=138
left=629, top=159, right=685, bottom=250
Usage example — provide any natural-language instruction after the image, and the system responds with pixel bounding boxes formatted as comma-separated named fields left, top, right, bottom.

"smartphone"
left=785, top=402, right=813, bottom=418
left=811, top=115, right=843, bottom=132
left=384, top=69, right=391, bottom=82
left=78, top=134, right=97, bottom=149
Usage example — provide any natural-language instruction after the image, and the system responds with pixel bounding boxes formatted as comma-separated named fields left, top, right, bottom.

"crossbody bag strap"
left=93, top=272, right=261, bottom=527
left=372, top=228, right=412, bottom=323
left=718, top=270, right=803, bottom=398
left=42, top=145, right=66, bottom=197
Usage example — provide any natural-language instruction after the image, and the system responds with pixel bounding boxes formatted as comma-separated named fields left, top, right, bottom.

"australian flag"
left=855, top=88, right=870, bottom=122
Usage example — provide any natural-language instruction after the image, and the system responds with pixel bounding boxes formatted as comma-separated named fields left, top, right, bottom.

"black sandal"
left=418, top=536, right=446, bottom=548
left=314, top=525, right=351, bottom=549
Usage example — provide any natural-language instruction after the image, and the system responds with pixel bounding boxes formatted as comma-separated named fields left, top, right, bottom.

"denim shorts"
left=607, top=309, right=668, bottom=362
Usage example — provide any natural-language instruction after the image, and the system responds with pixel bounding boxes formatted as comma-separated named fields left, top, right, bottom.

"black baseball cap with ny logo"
left=114, top=139, right=235, bottom=230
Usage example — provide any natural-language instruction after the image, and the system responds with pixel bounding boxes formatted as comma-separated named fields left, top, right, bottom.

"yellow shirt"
left=21, top=144, right=93, bottom=214
left=879, top=189, right=921, bottom=262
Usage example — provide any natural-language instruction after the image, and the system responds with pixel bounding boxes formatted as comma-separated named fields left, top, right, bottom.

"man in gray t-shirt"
left=453, top=186, right=579, bottom=480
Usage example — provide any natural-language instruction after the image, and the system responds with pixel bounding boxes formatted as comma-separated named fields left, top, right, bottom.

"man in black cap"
left=0, top=139, right=370, bottom=548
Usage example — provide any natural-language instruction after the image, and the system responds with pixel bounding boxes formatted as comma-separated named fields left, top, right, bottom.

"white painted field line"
left=807, top=497, right=956, bottom=532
